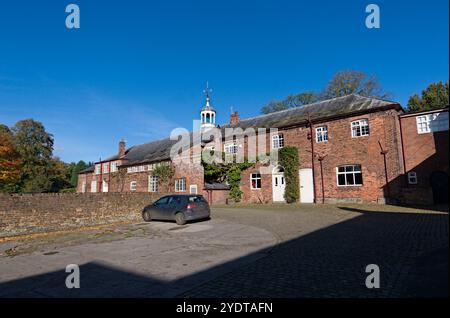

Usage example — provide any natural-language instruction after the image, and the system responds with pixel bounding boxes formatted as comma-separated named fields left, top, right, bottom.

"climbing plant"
left=279, top=146, right=299, bottom=203
left=201, top=149, right=254, bottom=201
left=153, top=162, right=175, bottom=193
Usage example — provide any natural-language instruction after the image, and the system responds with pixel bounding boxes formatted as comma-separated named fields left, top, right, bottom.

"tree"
left=322, top=70, right=389, bottom=99
left=11, top=119, right=54, bottom=193
left=261, top=92, right=319, bottom=114
left=261, top=70, right=388, bottom=114
left=407, top=81, right=449, bottom=112
left=0, top=128, right=22, bottom=192
left=153, top=163, right=175, bottom=193
left=48, top=157, right=72, bottom=192
left=69, top=160, right=90, bottom=187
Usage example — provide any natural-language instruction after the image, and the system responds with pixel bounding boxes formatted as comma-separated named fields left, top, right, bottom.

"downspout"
left=307, top=118, right=317, bottom=203
left=398, top=115, right=408, bottom=184
left=318, top=155, right=327, bottom=204
left=378, top=141, right=390, bottom=200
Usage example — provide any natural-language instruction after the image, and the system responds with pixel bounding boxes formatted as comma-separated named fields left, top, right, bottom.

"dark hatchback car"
left=142, top=194, right=211, bottom=225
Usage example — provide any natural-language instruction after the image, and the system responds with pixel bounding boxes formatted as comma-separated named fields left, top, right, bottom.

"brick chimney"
left=118, top=139, right=126, bottom=158
left=230, top=111, right=239, bottom=125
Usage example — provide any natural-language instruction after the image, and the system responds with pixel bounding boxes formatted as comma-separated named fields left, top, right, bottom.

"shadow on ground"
left=0, top=207, right=448, bottom=298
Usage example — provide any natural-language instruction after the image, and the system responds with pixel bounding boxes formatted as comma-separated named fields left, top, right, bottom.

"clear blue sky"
left=0, top=0, right=448, bottom=163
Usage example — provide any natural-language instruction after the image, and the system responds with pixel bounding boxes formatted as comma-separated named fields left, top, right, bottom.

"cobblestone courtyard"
left=0, top=204, right=448, bottom=297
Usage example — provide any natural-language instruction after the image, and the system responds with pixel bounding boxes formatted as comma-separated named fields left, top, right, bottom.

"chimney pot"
left=230, top=111, right=239, bottom=125
left=119, top=139, right=126, bottom=158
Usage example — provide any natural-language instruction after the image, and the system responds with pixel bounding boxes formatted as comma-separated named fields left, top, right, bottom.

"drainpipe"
left=318, top=155, right=327, bottom=204
left=307, top=118, right=317, bottom=203
left=398, top=115, right=408, bottom=185
left=378, top=141, right=390, bottom=200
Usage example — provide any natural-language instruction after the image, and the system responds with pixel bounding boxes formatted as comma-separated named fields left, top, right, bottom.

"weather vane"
left=203, top=81, right=213, bottom=98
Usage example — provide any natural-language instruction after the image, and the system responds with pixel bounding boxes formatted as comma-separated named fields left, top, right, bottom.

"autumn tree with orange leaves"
left=0, top=125, right=22, bottom=190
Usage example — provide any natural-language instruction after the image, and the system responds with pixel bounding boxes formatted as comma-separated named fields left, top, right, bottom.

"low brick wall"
left=0, top=193, right=159, bottom=238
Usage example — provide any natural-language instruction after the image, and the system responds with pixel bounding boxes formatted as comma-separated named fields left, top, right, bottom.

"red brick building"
left=77, top=93, right=449, bottom=206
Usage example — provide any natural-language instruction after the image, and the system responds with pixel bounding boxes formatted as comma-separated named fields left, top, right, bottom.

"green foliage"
left=261, top=70, right=389, bottom=114
left=279, top=147, right=299, bottom=203
left=227, top=162, right=254, bottom=201
left=407, top=81, right=449, bottom=112
left=322, top=70, right=388, bottom=100
left=153, top=162, right=175, bottom=192
left=69, top=160, right=90, bottom=187
left=1, top=119, right=85, bottom=193
left=202, top=152, right=254, bottom=201
left=261, top=92, right=318, bottom=114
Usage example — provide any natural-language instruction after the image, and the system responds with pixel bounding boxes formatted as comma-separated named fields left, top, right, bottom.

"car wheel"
left=142, top=210, right=152, bottom=222
left=175, top=212, right=186, bottom=225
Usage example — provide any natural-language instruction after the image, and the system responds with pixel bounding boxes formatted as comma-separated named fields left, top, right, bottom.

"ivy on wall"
left=279, top=146, right=300, bottom=203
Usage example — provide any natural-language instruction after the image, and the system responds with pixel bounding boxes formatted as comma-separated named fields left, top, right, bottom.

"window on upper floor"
left=351, top=119, right=370, bottom=137
left=272, top=134, right=284, bottom=149
left=95, top=164, right=101, bottom=175
left=224, top=143, right=238, bottom=154
left=416, top=112, right=449, bottom=134
left=130, top=181, right=137, bottom=192
left=316, top=126, right=328, bottom=143
left=102, top=163, right=109, bottom=174
left=337, top=165, right=363, bottom=186
left=110, top=162, right=119, bottom=173
left=407, top=171, right=418, bottom=185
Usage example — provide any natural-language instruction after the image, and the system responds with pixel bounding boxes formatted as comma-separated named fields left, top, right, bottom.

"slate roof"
left=83, top=94, right=402, bottom=171
left=222, top=94, right=401, bottom=130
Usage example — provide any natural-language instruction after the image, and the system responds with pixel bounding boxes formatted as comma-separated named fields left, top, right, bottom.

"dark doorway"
left=430, top=171, right=449, bottom=204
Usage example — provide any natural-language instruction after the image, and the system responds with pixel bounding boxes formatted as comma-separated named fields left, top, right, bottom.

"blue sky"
left=0, top=0, right=448, bottom=163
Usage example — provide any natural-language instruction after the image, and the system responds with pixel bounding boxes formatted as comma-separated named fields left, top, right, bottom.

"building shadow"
left=0, top=208, right=448, bottom=298
left=384, top=126, right=449, bottom=211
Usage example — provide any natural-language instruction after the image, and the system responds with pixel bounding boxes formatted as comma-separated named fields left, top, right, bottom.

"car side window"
left=189, top=196, right=205, bottom=203
left=154, top=197, right=169, bottom=206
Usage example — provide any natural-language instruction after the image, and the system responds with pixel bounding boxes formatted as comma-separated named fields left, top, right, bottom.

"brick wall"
left=397, top=110, right=449, bottom=204
left=0, top=193, right=159, bottom=238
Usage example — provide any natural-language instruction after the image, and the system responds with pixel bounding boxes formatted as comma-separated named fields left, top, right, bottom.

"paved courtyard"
left=0, top=204, right=448, bottom=297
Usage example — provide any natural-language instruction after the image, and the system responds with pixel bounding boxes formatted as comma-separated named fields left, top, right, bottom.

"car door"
left=160, top=196, right=179, bottom=220
left=151, top=196, right=170, bottom=219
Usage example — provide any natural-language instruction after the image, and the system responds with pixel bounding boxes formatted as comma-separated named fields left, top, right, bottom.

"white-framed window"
left=138, top=165, right=145, bottom=172
left=127, top=166, right=138, bottom=173
left=110, top=162, right=119, bottom=173
left=407, top=171, right=418, bottom=185
left=337, top=165, right=363, bottom=186
left=175, top=178, right=186, bottom=192
left=130, top=181, right=137, bottom=192
left=190, top=184, right=198, bottom=194
left=81, top=181, right=86, bottom=193
left=91, top=181, right=97, bottom=193
left=272, top=134, right=284, bottom=149
left=95, top=164, right=101, bottom=175
left=224, top=143, right=238, bottom=154
left=416, top=112, right=449, bottom=134
left=148, top=175, right=158, bottom=192
left=351, top=119, right=370, bottom=137
left=316, top=126, right=328, bottom=143
left=250, top=173, right=262, bottom=189
left=102, top=163, right=109, bottom=174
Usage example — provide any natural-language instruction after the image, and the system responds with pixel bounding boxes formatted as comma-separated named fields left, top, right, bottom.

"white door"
left=299, top=168, right=314, bottom=203
left=272, top=173, right=286, bottom=202
left=102, top=179, right=108, bottom=193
